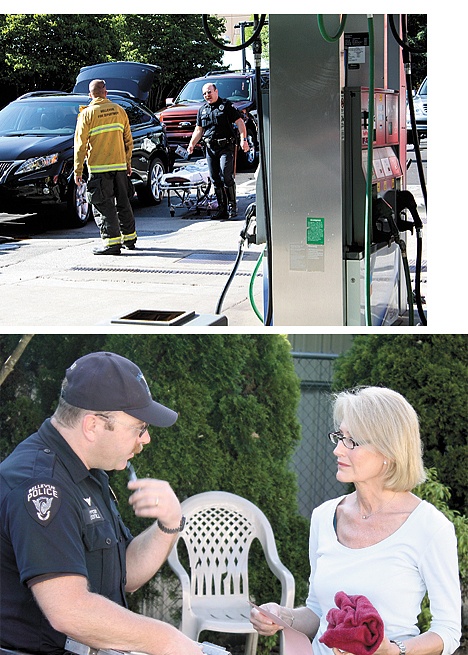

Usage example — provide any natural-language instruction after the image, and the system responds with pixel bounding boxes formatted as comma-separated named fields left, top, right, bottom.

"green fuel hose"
left=364, top=15, right=375, bottom=326
left=317, top=15, right=347, bottom=42
left=249, top=246, right=265, bottom=323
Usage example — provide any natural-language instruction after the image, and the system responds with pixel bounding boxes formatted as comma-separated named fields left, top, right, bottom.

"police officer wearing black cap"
left=0, top=352, right=202, bottom=655
left=187, top=82, right=250, bottom=220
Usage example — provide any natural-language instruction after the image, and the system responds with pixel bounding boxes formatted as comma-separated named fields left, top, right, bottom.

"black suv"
left=156, top=70, right=269, bottom=168
left=0, top=62, right=170, bottom=227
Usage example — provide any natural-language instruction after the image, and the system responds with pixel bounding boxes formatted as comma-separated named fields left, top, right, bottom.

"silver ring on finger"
left=154, top=497, right=159, bottom=507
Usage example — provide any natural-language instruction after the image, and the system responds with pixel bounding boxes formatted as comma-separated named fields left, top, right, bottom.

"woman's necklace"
left=358, top=492, right=397, bottom=519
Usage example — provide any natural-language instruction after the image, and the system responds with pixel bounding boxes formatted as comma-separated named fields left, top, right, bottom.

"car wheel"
left=239, top=127, right=257, bottom=170
left=66, top=179, right=93, bottom=227
left=137, top=157, right=165, bottom=205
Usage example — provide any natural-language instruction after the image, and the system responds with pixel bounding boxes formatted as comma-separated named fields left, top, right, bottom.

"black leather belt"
left=204, top=137, right=234, bottom=149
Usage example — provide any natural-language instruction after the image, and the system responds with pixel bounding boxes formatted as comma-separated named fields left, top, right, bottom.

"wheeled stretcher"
left=160, top=158, right=213, bottom=217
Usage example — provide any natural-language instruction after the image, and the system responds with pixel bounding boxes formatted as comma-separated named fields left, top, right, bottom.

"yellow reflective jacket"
left=74, top=97, right=133, bottom=177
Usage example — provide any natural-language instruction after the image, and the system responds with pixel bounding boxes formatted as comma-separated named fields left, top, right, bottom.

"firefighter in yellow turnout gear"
left=74, top=79, right=137, bottom=255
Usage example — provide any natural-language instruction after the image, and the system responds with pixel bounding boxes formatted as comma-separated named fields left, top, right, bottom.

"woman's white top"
left=306, top=496, right=461, bottom=655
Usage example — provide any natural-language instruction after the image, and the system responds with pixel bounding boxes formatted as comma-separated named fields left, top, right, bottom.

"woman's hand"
left=250, top=602, right=284, bottom=636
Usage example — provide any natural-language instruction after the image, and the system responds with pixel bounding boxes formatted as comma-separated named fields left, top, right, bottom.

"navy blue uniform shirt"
left=0, top=418, right=133, bottom=654
left=196, top=97, right=241, bottom=140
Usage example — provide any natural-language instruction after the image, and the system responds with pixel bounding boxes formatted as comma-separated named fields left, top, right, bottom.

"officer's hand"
left=128, top=477, right=182, bottom=529
left=241, top=139, right=250, bottom=153
left=75, top=175, right=83, bottom=186
left=187, top=144, right=194, bottom=155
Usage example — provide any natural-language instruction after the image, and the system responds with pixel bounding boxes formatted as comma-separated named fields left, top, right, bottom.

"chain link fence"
left=290, top=351, right=345, bottom=517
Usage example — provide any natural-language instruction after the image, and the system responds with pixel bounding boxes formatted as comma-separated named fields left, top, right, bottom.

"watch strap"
left=390, top=640, right=406, bottom=655
left=158, top=515, right=186, bottom=534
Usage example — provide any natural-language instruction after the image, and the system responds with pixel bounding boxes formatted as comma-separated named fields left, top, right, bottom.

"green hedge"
left=0, top=334, right=311, bottom=652
left=332, top=334, right=468, bottom=515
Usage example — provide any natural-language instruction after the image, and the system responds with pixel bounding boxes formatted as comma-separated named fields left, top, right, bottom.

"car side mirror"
left=166, top=98, right=173, bottom=105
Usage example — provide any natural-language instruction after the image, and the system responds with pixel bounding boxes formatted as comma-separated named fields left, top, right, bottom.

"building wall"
left=220, top=15, right=252, bottom=45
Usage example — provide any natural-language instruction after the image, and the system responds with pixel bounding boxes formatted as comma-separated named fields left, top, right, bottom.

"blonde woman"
left=250, top=387, right=461, bottom=655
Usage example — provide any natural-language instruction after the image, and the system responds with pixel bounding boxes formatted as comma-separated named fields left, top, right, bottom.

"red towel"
left=319, top=591, right=384, bottom=655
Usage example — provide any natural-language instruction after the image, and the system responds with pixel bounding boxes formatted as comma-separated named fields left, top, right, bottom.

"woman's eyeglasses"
left=328, top=430, right=359, bottom=450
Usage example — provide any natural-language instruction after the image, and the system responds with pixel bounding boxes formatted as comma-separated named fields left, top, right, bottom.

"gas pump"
left=252, top=14, right=424, bottom=326
left=201, top=13, right=425, bottom=326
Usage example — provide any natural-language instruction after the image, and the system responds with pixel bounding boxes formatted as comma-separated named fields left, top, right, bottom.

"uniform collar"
left=38, top=418, right=94, bottom=484
left=90, top=97, right=111, bottom=106
left=207, top=97, right=223, bottom=109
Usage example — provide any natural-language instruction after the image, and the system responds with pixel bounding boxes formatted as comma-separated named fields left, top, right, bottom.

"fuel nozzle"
left=372, top=196, right=400, bottom=244
left=383, top=189, right=423, bottom=232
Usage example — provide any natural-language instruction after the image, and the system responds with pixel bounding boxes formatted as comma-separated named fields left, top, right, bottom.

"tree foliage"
left=0, top=14, right=225, bottom=109
left=407, top=14, right=427, bottom=88
left=414, top=468, right=468, bottom=631
left=332, top=335, right=468, bottom=515
left=111, top=14, right=225, bottom=107
left=0, top=15, right=121, bottom=97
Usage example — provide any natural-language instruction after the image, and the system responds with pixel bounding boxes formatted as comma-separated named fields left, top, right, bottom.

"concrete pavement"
left=0, top=173, right=267, bottom=328
left=0, top=175, right=426, bottom=328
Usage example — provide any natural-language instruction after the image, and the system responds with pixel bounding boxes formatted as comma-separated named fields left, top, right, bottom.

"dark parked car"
left=0, top=62, right=170, bottom=227
left=156, top=70, right=269, bottom=169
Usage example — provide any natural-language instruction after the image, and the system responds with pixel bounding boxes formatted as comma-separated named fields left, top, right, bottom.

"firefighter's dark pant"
left=87, top=171, right=136, bottom=247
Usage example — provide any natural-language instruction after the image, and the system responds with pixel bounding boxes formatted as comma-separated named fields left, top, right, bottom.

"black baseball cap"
left=62, top=351, right=178, bottom=427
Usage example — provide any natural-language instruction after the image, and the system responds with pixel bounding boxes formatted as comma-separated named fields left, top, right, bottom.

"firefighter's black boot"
left=225, top=184, right=237, bottom=218
left=212, top=186, right=228, bottom=220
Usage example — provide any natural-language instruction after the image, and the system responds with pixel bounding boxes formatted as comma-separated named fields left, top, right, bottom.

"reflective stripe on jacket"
left=74, top=97, right=133, bottom=177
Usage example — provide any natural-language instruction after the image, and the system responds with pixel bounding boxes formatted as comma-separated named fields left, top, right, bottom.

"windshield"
left=418, top=78, right=427, bottom=96
left=177, top=77, right=252, bottom=103
left=0, top=99, right=88, bottom=136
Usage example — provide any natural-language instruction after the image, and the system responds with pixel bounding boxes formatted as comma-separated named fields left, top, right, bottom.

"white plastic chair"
left=167, top=491, right=295, bottom=655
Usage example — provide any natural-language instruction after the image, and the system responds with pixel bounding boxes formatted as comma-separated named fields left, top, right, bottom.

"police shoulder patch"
left=24, top=481, right=62, bottom=526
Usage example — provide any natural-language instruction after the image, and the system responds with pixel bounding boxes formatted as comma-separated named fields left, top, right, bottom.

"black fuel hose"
left=384, top=189, right=427, bottom=325
left=203, top=15, right=272, bottom=324
left=399, top=238, right=415, bottom=326
left=414, top=228, right=426, bottom=324
left=215, top=205, right=255, bottom=315
left=390, top=15, right=427, bottom=209
left=202, top=15, right=266, bottom=51
left=388, top=14, right=426, bottom=54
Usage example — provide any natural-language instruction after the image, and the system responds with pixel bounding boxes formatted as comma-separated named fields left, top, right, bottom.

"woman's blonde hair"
left=333, top=386, right=426, bottom=491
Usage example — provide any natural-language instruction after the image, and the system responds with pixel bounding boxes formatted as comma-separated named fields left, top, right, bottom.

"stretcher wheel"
left=170, top=209, right=175, bottom=217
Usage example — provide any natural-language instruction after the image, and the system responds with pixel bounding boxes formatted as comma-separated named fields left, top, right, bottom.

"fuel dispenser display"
left=343, top=86, right=405, bottom=325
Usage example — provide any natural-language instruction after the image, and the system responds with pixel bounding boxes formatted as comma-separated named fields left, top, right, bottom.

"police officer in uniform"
left=0, top=351, right=202, bottom=655
left=187, top=82, right=250, bottom=219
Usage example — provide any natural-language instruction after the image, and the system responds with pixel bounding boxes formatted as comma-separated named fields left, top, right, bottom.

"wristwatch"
left=158, top=516, right=186, bottom=534
left=390, top=640, right=406, bottom=655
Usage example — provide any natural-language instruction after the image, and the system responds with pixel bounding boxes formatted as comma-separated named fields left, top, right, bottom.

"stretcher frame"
left=160, top=165, right=214, bottom=218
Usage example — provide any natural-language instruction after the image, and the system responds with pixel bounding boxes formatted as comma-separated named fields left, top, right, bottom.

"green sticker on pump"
left=306, top=217, right=325, bottom=245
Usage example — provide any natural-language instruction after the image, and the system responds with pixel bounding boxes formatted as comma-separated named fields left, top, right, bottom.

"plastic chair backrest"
left=170, top=491, right=281, bottom=600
